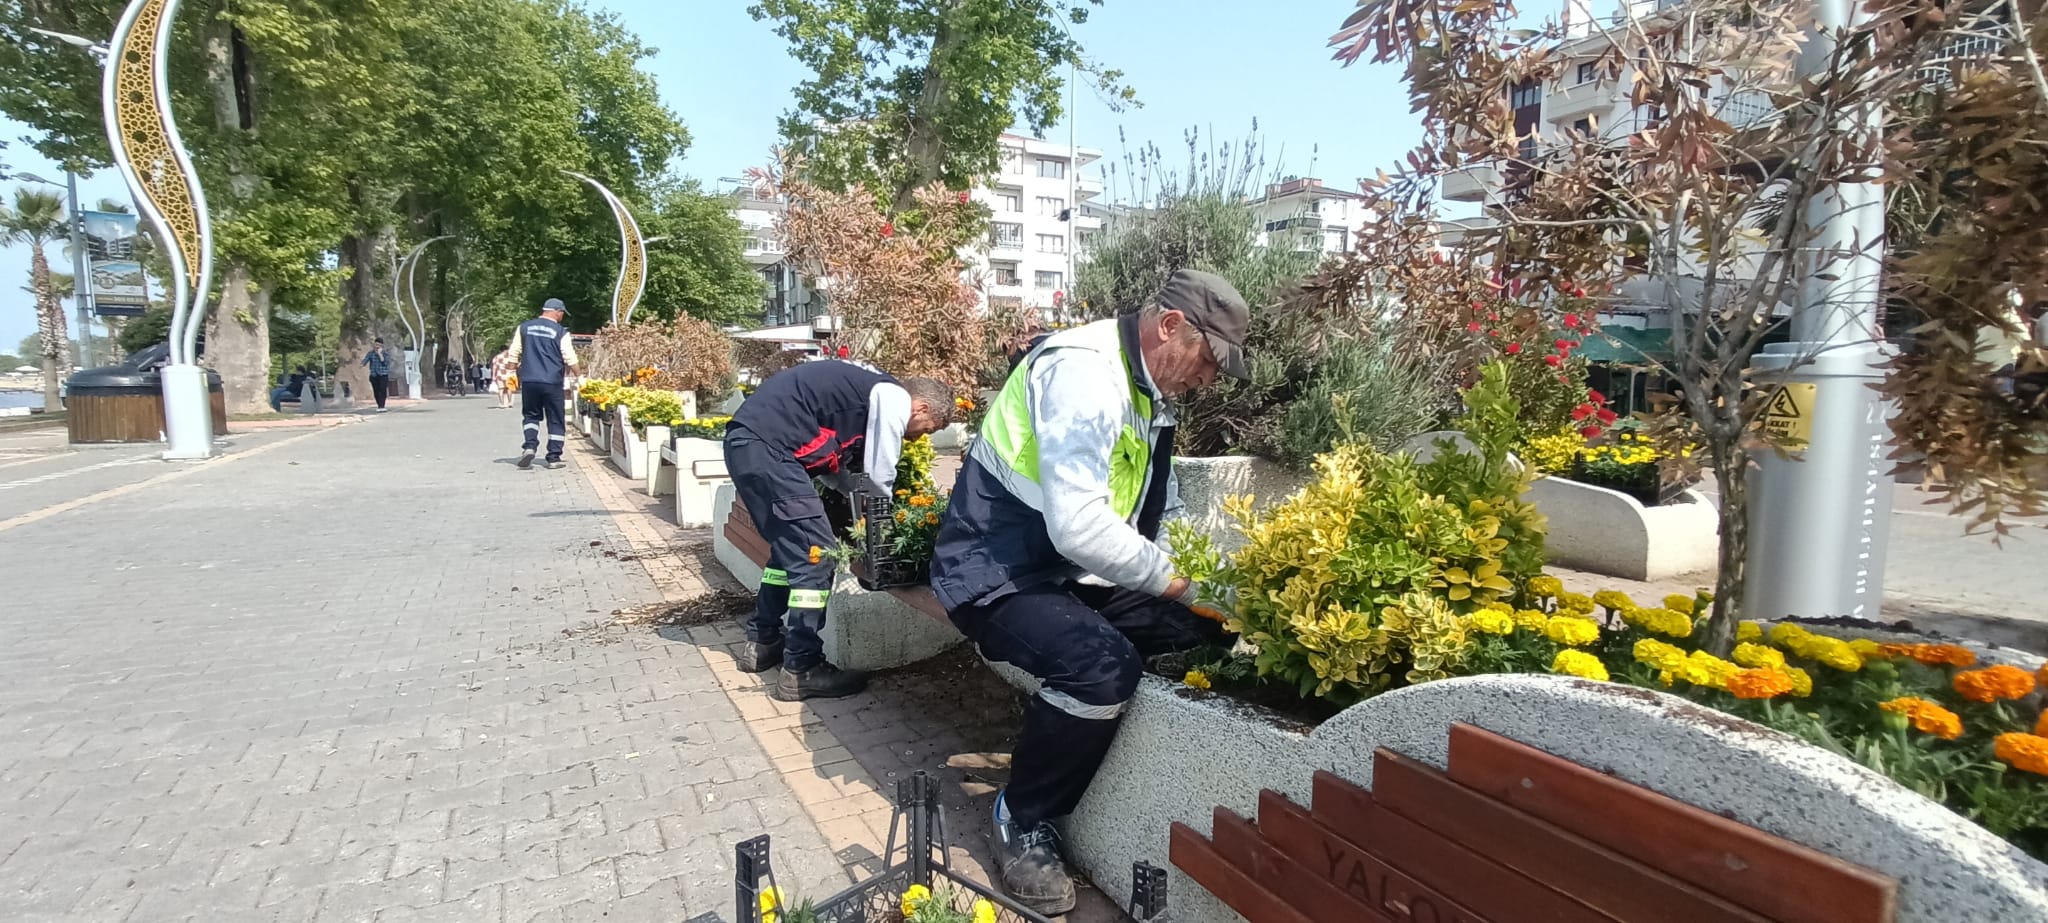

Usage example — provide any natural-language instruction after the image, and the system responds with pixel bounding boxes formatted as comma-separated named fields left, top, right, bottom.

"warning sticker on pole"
left=1761, top=382, right=1817, bottom=451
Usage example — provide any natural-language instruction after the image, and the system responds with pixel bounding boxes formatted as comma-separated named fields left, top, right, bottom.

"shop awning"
left=1579, top=327, right=1673, bottom=364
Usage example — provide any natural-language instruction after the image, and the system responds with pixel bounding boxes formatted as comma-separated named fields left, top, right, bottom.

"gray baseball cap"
left=540, top=298, right=567, bottom=314
left=1157, top=269, right=1251, bottom=380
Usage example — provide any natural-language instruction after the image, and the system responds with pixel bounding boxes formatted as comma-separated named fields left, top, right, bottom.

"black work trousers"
left=369, top=376, right=390, bottom=409
left=520, top=380, right=567, bottom=460
left=725, top=428, right=839, bottom=671
left=948, top=582, right=1223, bottom=828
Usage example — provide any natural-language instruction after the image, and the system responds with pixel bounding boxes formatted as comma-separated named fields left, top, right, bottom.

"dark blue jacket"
left=730, top=360, right=898, bottom=476
left=513, top=318, right=572, bottom=384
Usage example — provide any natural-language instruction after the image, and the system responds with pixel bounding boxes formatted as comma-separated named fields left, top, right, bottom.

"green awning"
left=1578, top=327, right=1673, bottom=364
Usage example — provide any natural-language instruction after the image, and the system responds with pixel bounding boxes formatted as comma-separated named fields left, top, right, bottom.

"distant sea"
left=0, top=390, right=44, bottom=412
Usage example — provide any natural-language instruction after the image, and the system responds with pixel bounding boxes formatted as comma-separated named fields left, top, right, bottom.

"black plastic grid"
left=856, top=493, right=924, bottom=590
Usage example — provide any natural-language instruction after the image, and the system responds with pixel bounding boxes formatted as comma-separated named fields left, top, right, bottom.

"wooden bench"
left=1169, top=722, right=1898, bottom=923
left=722, top=496, right=948, bottom=623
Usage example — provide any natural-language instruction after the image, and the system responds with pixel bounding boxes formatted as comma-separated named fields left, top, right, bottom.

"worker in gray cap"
left=505, top=298, right=580, bottom=469
left=928, top=268, right=1250, bottom=914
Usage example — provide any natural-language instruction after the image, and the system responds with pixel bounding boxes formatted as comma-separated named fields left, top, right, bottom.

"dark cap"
left=1157, top=269, right=1251, bottom=380
left=540, top=298, right=567, bottom=314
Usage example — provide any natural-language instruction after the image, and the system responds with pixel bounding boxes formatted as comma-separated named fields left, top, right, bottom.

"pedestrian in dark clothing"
left=362, top=339, right=392, bottom=411
left=507, top=298, right=579, bottom=469
left=724, top=361, right=956, bottom=701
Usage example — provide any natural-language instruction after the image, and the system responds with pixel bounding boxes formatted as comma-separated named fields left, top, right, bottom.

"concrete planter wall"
left=1169, top=455, right=1312, bottom=551
left=1528, top=476, right=1720, bottom=580
left=663, top=437, right=730, bottom=526
left=977, top=667, right=2048, bottom=923
left=610, top=408, right=652, bottom=481
left=711, top=484, right=962, bottom=671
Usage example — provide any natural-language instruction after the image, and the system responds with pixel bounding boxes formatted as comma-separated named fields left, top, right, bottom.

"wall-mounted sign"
left=81, top=209, right=148, bottom=316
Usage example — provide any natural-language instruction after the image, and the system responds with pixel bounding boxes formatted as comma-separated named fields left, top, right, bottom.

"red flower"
left=958, top=191, right=970, bottom=203
left=881, top=222, right=895, bottom=238
left=1572, top=286, right=1587, bottom=298
left=1564, top=313, right=1583, bottom=329
left=1545, top=354, right=1564, bottom=368
left=1505, top=343, right=1523, bottom=355
left=1586, top=388, right=1606, bottom=403
left=1597, top=409, right=1619, bottom=424
left=1432, top=252, right=1447, bottom=265
left=1489, top=329, right=1502, bottom=338
left=1572, top=405, right=1594, bottom=421
left=1555, top=339, right=1572, bottom=351
left=1467, top=322, right=1483, bottom=333
left=1567, top=339, right=1582, bottom=349
left=1580, top=426, right=1604, bottom=438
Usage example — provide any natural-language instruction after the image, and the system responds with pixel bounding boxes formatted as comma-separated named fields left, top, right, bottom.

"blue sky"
left=1, top=1, right=1424, bottom=352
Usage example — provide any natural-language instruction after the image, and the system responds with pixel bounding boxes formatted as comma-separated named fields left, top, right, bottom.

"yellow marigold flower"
left=1954, top=665, right=2037, bottom=703
left=1785, top=666, right=1813, bottom=698
left=909, top=494, right=934, bottom=507
left=1737, top=621, right=1763, bottom=643
left=1551, top=649, right=1611, bottom=681
left=972, top=899, right=998, bottom=923
left=1634, top=639, right=1688, bottom=673
left=807, top=545, right=823, bottom=565
left=1645, top=608, right=1694, bottom=639
left=901, top=884, right=933, bottom=917
left=759, top=886, right=785, bottom=923
left=1799, top=636, right=1863, bottom=672
left=1880, top=696, right=1964, bottom=740
left=895, top=510, right=908, bottom=523
left=1544, top=615, right=1601, bottom=647
left=1526, top=575, right=1563, bottom=599
left=1676, top=651, right=1740, bottom=689
left=1848, top=638, right=1887, bottom=660
left=1513, top=609, right=1550, bottom=632
left=1480, top=600, right=1514, bottom=614
left=1183, top=670, right=1212, bottom=690
left=924, top=512, right=939, bottom=526
left=1732, top=642, right=1786, bottom=670
left=896, top=489, right=909, bottom=498
left=1593, top=590, right=1636, bottom=611
left=1557, top=592, right=1595, bottom=615
left=1663, top=594, right=1697, bottom=615
left=1769, top=623, right=1810, bottom=650
left=1995, top=733, right=2048, bottom=776
left=1468, top=610, right=1515, bottom=636
left=1726, top=668, right=1795, bottom=700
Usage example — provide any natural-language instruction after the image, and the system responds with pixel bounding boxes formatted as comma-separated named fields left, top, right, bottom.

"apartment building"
left=721, top=177, right=818, bottom=328
left=965, top=134, right=1104, bottom=315
left=1249, top=177, right=1368, bottom=256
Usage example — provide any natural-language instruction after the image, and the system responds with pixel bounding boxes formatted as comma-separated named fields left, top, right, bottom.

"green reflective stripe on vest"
left=789, top=588, right=830, bottom=609
left=761, top=568, right=789, bottom=587
left=976, top=322, right=1154, bottom=521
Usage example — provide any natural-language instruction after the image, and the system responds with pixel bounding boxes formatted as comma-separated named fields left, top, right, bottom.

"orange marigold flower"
left=1909, top=643, right=1978, bottom=668
left=1953, top=665, right=2036, bottom=703
left=808, top=545, right=823, bottom=565
left=1725, top=668, right=1795, bottom=700
left=1880, top=642, right=1919, bottom=661
left=2035, top=710, right=2048, bottom=738
left=924, top=512, right=939, bottom=526
left=908, top=495, right=934, bottom=508
left=1879, top=696, right=1964, bottom=740
left=2037, top=662, right=2048, bottom=692
left=1993, top=733, right=2048, bottom=776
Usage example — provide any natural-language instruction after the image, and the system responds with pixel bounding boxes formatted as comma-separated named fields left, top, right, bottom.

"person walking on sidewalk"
left=724, top=360, right=956, bottom=702
left=928, top=270, right=1249, bottom=915
left=506, top=298, right=580, bottom=469
left=361, top=339, right=393, bottom=412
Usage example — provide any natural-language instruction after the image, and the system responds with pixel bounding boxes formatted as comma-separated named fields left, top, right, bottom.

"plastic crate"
left=735, top=772, right=1168, bottom=923
left=855, top=492, right=926, bottom=591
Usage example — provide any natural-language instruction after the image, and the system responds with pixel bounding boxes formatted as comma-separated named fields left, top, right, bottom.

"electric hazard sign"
left=1761, top=382, right=1816, bottom=451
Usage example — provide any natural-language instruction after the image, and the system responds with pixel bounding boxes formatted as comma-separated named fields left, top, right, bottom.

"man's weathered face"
left=904, top=402, right=946, bottom=441
left=1144, top=310, right=1221, bottom=398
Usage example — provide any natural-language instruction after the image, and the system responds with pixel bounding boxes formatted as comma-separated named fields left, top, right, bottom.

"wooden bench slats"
left=1169, top=822, right=1317, bottom=923
left=1209, top=807, right=1396, bottom=923
left=1304, top=777, right=1617, bottom=923
left=1445, top=725, right=1897, bottom=923
left=1254, top=793, right=1504, bottom=923
left=1370, top=749, right=1776, bottom=923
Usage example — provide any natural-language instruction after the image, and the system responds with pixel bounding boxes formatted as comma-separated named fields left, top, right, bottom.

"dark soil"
left=609, top=590, right=753, bottom=628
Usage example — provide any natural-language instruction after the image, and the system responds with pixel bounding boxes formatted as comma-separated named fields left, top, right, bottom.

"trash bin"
left=66, top=364, right=228, bottom=444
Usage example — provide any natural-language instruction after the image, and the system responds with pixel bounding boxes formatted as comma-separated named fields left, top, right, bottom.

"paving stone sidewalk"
left=0, top=400, right=849, bottom=922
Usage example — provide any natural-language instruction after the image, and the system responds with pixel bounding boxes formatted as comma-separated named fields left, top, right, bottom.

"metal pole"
left=1066, top=61, right=1077, bottom=326
left=64, top=171, right=95, bottom=368
left=1743, top=0, right=1893, bottom=621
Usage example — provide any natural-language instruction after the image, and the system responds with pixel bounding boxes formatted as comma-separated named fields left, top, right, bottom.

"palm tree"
left=0, top=187, right=72, bottom=407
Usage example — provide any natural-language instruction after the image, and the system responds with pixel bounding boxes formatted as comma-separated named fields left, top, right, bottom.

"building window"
left=998, top=192, right=1022, bottom=212
left=992, top=222, right=1023, bottom=249
left=1571, top=116, right=1596, bottom=136
left=1322, top=226, right=1348, bottom=253
left=992, top=263, right=1020, bottom=286
left=1576, top=61, right=1598, bottom=85
left=1036, top=233, right=1065, bottom=254
left=1037, top=196, right=1066, bottom=216
left=1034, top=270, right=1062, bottom=289
left=1002, top=148, right=1023, bottom=174
left=1510, top=79, right=1542, bottom=110
left=1035, top=158, right=1066, bottom=179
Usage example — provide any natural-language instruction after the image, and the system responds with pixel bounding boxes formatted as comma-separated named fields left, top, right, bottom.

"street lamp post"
left=17, top=171, right=95, bottom=370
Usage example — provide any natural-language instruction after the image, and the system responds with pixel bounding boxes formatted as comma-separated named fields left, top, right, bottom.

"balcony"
left=1440, top=162, right=1504, bottom=203
left=1074, top=176, right=1104, bottom=199
left=1547, top=78, right=1614, bottom=123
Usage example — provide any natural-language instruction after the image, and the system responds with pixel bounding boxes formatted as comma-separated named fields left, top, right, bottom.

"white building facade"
left=963, top=134, right=1105, bottom=316
left=1247, top=177, right=1368, bottom=256
left=722, top=178, right=819, bottom=329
